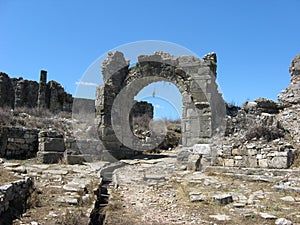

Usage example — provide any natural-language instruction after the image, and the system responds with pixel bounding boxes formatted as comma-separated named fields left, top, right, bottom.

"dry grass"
left=292, top=149, right=300, bottom=168
left=13, top=107, right=54, bottom=118
left=27, top=190, right=42, bottom=208
left=0, top=106, right=72, bottom=130
left=56, top=209, right=87, bottom=225
left=0, top=107, right=13, bottom=125
left=0, top=167, right=20, bottom=184
left=167, top=172, right=300, bottom=225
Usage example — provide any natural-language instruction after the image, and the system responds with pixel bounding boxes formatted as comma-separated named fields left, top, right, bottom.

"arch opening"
left=130, top=81, right=183, bottom=152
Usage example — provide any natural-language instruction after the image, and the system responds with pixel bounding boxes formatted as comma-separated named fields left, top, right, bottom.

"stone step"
left=205, top=166, right=300, bottom=176
left=220, top=173, right=283, bottom=183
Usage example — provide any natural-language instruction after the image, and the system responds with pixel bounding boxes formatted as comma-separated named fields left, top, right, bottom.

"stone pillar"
left=37, top=130, right=65, bottom=163
left=37, top=70, right=47, bottom=109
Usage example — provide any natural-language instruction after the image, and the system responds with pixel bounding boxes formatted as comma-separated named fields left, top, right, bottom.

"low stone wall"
left=0, top=127, right=106, bottom=164
left=0, top=177, right=33, bottom=225
left=177, top=142, right=295, bottom=170
left=0, top=127, right=39, bottom=159
left=215, top=143, right=295, bottom=169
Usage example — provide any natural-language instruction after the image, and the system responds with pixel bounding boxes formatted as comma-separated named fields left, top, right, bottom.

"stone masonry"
left=0, top=127, right=39, bottom=159
left=0, top=70, right=73, bottom=112
left=37, top=130, right=65, bottom=163
left=96, top=51, right=226, bottom=159
left=0, top=176, right=33, bottom=225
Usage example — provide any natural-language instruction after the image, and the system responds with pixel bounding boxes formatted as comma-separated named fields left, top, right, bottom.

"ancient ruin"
left=0, top=70, right=73, bottom=112
left=96, top=51, right=226, bottom=159
left=1, top=53, right=300, bottom=225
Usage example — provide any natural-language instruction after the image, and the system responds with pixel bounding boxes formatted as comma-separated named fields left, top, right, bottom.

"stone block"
left=247, top=156, right=258, bottom=168
left=193, top=144, right=211, bottom=155
left=258, top=159, right=269, bottom=168
left=14, top=138, right=25, bottom=144
left=215, top=157, right=224, bottom=166
left=234, top=156, right=243, bottom=160
left=39, top=138, right=65, bottom=152
left=224, top=159, right=234, bottom=167
left=39, top=130, right=63, bottom=138
left=231, top=148, right=240, bottom=156
left=201, top=155, right=212, bottom=167
left=234, top=157, right=247, bottom=167
left=177, top=148, right=192, bottom=165
left=248, top=149, right=257, bottom=156
left=212, top=194, right=233, bottom=205
left=222, top=146, right=232, bottom=156
left=256, top=154, right=266, bottom=159
left=268, top=156, right=288, bottom=169
left=25, top=138, right=37, bottom=144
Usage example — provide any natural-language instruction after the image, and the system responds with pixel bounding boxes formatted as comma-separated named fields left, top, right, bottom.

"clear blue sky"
left=1, top=0, right=300, bottom=118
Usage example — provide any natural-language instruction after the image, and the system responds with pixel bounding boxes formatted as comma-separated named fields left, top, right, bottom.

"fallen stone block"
left=193, top=144, right=211, bottom=155
left=259, top=212, right=277, bottom=220
left=209, top=214, right=231, bottom=221
left=212, top=194, right=233, bottom=205
left=275, top=218, right=292, bottom=225
left=189, top=192, right=206, bottom=202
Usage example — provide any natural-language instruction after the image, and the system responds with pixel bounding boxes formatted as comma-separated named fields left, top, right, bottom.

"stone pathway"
left=105, top=150, right=300, bottom=225
left=2, top=160, right=108, bottom=225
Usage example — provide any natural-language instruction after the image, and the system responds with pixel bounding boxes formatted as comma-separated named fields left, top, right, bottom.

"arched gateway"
left=96, top=51, right=226, bottom=159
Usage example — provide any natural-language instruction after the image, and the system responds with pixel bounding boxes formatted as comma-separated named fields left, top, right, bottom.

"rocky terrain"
left=105, top=150, right=300, bottom=225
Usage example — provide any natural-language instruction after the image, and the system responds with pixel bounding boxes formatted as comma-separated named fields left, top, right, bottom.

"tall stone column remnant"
left=38, top=70, right=47, bottom=109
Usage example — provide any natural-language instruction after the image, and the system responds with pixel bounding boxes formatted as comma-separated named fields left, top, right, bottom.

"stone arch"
left=96, top=51, right=226, bottom=159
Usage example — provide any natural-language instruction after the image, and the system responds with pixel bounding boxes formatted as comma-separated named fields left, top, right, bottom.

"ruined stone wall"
left=278, top=54, right=300, bottom=107
left=0, top=70, right=73, bottom=112
left=0, top=126, right=104, bottom=164
left=37, top=130, right=65, bottom=163
left=0, top=177, right=33, bottom=225
left=0, top=127, right=39, bottom=159
left=213, top=98, right=295, bottom=169
left=130, top=101, right=154, bottom=119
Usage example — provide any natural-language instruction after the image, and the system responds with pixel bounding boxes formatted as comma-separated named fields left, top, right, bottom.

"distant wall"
left=0, top=70, right=73, bottom=112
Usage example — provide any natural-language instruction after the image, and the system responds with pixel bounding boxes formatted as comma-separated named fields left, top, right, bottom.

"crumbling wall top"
left=289, top=54, right=300, bottom=77
left=101, top=51, right=129, bottom=82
